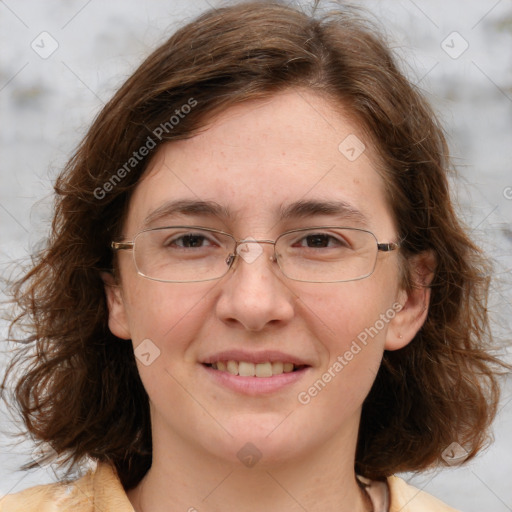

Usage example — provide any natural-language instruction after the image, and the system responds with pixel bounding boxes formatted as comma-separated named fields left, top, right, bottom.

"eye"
left=162, top=230, right=219, bottom=249
left=292, top=232, right=349, bottom=249
left=170, top=234, right=212, bottom=248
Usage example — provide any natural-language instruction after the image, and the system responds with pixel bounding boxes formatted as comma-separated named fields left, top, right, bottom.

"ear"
left=385, top=251, right=436, bottom=351
left=101, top=272, right=131, bottom=340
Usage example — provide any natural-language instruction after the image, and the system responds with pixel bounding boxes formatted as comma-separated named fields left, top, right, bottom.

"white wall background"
left=1, top=1, right=511, bottom=511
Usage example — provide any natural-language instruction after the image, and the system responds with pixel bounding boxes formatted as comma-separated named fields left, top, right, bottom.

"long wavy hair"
left=3, top=1, right=506, bottom=490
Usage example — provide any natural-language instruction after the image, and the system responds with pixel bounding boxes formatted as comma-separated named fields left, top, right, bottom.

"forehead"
left=125, top=89, right=394, bottom=236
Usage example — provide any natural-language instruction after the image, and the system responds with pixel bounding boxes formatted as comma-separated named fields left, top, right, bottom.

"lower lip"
left=201, top=364, right=310, bottom=395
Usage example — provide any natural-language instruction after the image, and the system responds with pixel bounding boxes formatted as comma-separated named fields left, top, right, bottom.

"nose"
left=215, top=240, right=295, bottom=332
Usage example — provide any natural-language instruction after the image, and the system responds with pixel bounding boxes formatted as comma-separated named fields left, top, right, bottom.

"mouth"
left=203, top=361, right=308, bottom=377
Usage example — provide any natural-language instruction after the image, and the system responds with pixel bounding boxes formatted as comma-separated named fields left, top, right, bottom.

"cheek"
left=122, top=276, right=213, bottom=353
left=301, top=278, right=395, bottom=347
left=123, top=281, right=214, bottom=406
left=297, top=277, right=397, bottom=398
left=293, top=294, right=392, bottom=431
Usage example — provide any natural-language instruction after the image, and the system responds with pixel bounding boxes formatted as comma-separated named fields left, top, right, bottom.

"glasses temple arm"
left=111, top=241, right=134, bottom=251
left=377, top=242, right=400, bottom=252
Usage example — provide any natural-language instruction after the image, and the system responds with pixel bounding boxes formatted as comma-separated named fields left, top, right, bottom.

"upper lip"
left=200, top=350, right=311, bottom=366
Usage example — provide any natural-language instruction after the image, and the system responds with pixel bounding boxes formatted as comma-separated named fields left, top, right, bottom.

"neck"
left=128, top=422, right=371, bottom=512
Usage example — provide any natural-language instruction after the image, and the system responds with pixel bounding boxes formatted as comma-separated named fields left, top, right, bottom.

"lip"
left=200, top=349, right=311, bottom=366
left=200, top=350, right=313, bottom=395
left=201, top=363, right=311, bottom=395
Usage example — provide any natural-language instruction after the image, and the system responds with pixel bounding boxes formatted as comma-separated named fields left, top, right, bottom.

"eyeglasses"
left=111, top=226, right=400, bottom=283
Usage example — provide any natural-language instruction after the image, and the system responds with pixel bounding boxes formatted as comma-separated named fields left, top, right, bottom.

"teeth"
left=227, top=360, right=238, bottom=375
left=239, top=361, right=255, bottom=377
left=283, top=362, right=294, bottom=373
left=271, top=362, right=284, bottom=375
left=209, top=360, right=302, bottom=377
left=255, top=362, right=273, bottom=377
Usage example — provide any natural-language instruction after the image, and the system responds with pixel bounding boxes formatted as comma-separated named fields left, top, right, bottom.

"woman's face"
left=106, top=89, right=418, bottom=467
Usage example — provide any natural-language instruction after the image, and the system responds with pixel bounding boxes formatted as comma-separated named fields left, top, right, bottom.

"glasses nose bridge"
left=237, top=237, right=276, bottom=245
left=226, top=237, right=278, bottom=269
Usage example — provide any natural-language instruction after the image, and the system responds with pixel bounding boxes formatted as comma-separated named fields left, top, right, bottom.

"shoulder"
left=388, top=475, right=460, bottom=512
left=0, top=476, right=92, bottom=512
left=0, top=463, right=133, bottom=512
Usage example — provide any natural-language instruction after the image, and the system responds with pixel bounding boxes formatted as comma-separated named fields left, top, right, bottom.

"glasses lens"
left=275, top=228, right=378, bottom=282
left=133, top=227, right=234, bottom=282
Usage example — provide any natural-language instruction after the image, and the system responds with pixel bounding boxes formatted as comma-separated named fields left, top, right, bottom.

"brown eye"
left=170, top=234, right=211, bottom=248
left=292, top=233, right=348, bottom=249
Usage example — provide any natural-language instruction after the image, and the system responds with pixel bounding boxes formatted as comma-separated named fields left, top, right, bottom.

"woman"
left=1, top=2, right=506, bottom=511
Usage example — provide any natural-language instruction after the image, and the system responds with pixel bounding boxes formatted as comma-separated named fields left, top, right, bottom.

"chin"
left=203, top=415, right=313, bottom=467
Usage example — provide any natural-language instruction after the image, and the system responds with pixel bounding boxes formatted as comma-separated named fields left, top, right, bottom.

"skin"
left=104, top=88, right=433, bottom=512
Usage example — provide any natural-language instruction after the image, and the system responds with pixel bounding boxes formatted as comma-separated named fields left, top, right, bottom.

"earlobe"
left=385, top=251, right=436, bottom=351
left=101, top=271, right=131, bottom=340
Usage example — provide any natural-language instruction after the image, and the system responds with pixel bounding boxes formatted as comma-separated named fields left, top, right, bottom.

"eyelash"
left=165, top=231, right=349, bottom=249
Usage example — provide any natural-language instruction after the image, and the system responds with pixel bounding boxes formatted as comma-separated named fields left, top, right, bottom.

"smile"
left=204, top=361, right=307, bottom=377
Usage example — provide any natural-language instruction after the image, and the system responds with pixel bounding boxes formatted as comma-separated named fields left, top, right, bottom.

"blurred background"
left=1, top=1, right=511, bottom=510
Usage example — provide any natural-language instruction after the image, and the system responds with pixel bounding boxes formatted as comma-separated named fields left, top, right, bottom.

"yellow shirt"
left=0, top=463, right=460, bottom=512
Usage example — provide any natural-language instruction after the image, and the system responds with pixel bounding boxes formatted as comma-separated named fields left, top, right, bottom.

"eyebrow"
left=277, top=199, right=369, bottom=226
left=142, top=199, right=232, bottom=229
left=141, top=198, right=369, bottom=229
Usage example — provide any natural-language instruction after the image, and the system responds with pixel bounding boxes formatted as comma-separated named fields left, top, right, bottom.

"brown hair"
left=3, top=1, right=506, bottom=489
